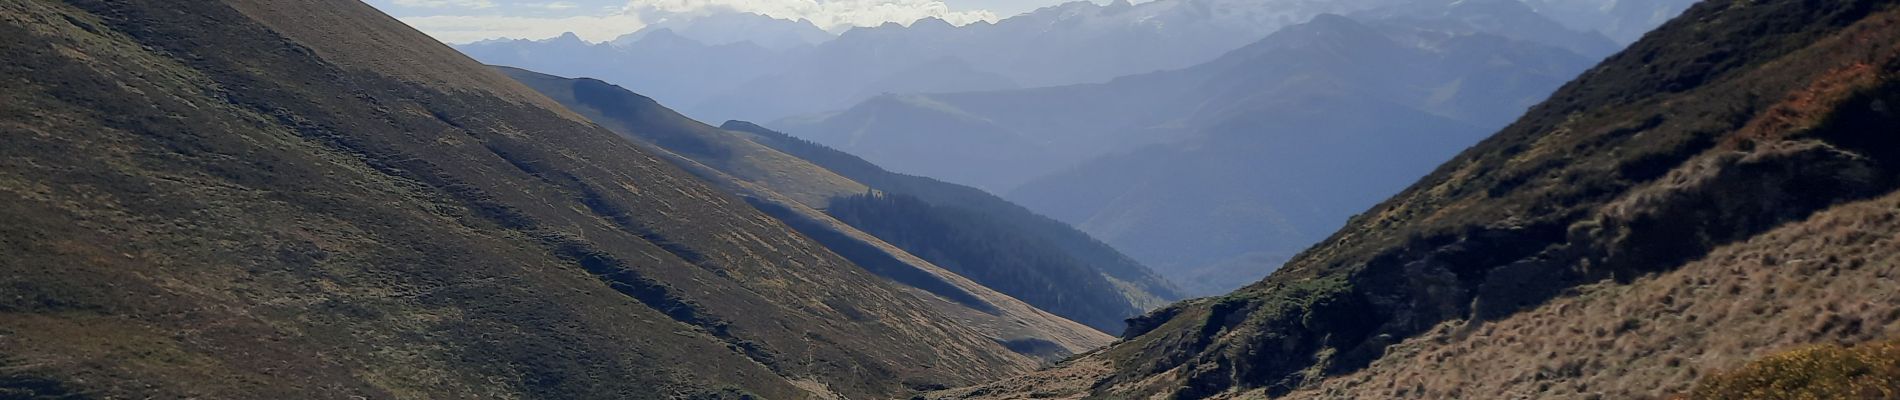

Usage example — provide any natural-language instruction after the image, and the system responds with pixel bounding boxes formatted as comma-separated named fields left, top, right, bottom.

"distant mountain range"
left=454, top=0, right=1695, bottom=296
left=455, top=0, right=1697, bottom=125
left=457, top=29, right=789, bottom=119
left=1525, top=0, right=1705, bottom=43
left=11, top=1, right=1896, bottom=400
left=612, top=11, right=832, bottom=51
left=775, top=0, right=1611, bottom=294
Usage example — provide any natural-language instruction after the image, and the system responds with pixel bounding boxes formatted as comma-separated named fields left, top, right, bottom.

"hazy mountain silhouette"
left=495, top=66, right=1178, bottom=333
left=1525, top=0, right=1704, bottom=43
left=776, top=5, right=1605, bottom=294
left=457, top=29, right=789, bottom=118
left=456, top=0, right=1439, bottom=123
left=611, top=11, right=832, bottom=51
left=453, top=0, right=1694, bottom=126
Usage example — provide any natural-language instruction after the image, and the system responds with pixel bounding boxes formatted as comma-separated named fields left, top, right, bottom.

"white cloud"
left=527, top=1, right=582, bottom=10
left=382, top=0, right=1002, bottom=43
left=624, top=0, right=999, bottom=31
left=398, top=13, right=646, bottom=43
left=392, top=0, right=500, bottom=9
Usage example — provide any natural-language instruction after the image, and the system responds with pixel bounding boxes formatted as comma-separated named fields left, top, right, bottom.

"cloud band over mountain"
left=379, top=0, right=1005, bottom=43
left=628, top=0, right=998, bottom=31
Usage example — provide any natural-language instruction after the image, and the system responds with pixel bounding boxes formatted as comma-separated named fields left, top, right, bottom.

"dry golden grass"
left=1289, top=190, right=1900, bottom=399
left=928, top=357, right=1121, bottom=400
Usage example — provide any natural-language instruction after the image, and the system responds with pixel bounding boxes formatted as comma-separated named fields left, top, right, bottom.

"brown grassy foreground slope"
left=0, top=0, right=1055, bottom=398
left=1291, top=188, right=1900, bottom=399
left=940, top=0, right=1900, bottom=398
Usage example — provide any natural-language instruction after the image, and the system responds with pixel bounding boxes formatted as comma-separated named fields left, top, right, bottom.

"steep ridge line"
left=1298, top=187, right=1900, bottom=398
left=497, top=65, right=1174, bottom=334
left=719, top=120, right=1184, bottom=311
left=0, top=0, right=1068, bottom=398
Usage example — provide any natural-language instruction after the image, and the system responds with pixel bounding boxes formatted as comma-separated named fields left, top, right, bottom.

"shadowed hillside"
left=0, top=0, right=1078, bottom=397
left=494, top=65, right=1137, bottom=344
left=722, top=121, right=1184, bottom=312
left=494, top=66, right=1177, bottom=333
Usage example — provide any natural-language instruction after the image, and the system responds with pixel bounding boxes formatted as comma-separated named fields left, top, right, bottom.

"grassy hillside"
left=1295, top=190, right=1900, bottom=398
left=825, top=193, right=1151, bottom=331
left=723, top=121, right=1183, bottom=311
left=939, top=0, right=1900, bottom=397
left=496, top=66, right=869, bottom=207
left=0, top=0, right=1058, bottom=397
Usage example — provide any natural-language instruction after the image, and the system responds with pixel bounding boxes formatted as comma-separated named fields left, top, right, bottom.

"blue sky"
left=367, top=0, right=1104, bottom=44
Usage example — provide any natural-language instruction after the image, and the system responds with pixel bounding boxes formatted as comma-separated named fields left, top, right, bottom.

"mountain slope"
left=1010, top=83, right=1484, bottom=295
left=0, top=0, right=1068, bottom=398
left=940, top=0, right=1900, bottom=397
left=771, top=93, right=1054, bottom=192
left=722, top=121, right=1184, bottom=311
left=1524, top=0, right=1702, bottom=44
left=780, top=8, right=1600, bottom=294
left=775, top=0, right=1611, bottom=193
left=458, top=31, right=787, bottom=119
left=494, top=66, right=1175, bottom=334
left=1299, top=191, right=1900, bottom=398
left=496, top=66, right=869, bottom=207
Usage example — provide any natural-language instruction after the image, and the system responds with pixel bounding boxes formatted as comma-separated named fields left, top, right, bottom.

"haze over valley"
left=449, top=0, right=1699, bottom=294
left=3, top=0, right=1896, bottom=399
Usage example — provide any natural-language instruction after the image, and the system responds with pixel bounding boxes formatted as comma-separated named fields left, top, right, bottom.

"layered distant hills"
left=611, top=11, right=832, bottom=51
left=457, top=0, right=1698, bottom=124
left=777, top=0, right=1613, bottom=294
left=457, top=30, right=787, bottom=120
left=494, top=66, right=1179, bottom=333
left=455, top=0, right=1698, bottom=296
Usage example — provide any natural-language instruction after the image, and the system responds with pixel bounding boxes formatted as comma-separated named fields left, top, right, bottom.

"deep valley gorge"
left=2, top=0, right=1897, bottom=399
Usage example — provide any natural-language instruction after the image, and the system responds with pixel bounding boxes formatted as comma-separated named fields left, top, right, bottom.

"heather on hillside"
left=1687, top=340, right=1900, bottom=400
